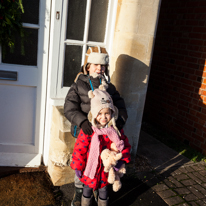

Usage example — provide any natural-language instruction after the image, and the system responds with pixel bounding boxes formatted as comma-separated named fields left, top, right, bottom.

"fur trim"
left=112, top=117, right=121, bottom=136
left=88, top=111, right=93, bottom=123
left=99, top=84, right=106, bottom=91
left=88, top=90, right=95, bottom=99
left=87, top=53, right=109, bottom=65
left=89, top=72, right=102, bottom=78
left=113, top=106, right=119, bottom=120
left=74, top=72, right=83, bottom=83
left=98, top=79, right=108, bottom=91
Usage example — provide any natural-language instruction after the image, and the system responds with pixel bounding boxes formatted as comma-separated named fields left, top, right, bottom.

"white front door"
left=0, top=0, right=51, bottom=167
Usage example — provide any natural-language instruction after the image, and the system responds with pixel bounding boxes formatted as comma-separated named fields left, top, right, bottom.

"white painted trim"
left=82, top=0, right=92, bottom=65
left=84, top=0, right=92, bottom=43
left=49, top=98, right=65, bottom=106
left=104, top=0, right=112, bottom=45
left=56, top=0, right=68, bottom=97
left=65, top=40, right=85, bottom=45
left=43, top=102, right=53, bottom=166
left=47, top=0, right=63, bottom=99
left=37, top=0, right=52, bottom=156
left=43, top=0, right=64, bottom=165
left=22, top=23, right=40, bottom=29
left=0, top=153, right=41, bottom=167
left=106, top=0, right=118, bottom=55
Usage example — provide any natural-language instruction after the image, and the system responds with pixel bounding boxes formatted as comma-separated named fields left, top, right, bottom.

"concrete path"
left=136, top=131, right=206, bottom=206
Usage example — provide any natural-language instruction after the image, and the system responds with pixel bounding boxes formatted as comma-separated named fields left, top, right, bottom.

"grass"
left=141, top=122, right=206, bottom=163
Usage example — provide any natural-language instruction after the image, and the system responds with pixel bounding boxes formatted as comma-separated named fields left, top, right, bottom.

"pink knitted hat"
left=88, top=85, right=118, bottom=127
left=90, top=89, right=114, bottom=116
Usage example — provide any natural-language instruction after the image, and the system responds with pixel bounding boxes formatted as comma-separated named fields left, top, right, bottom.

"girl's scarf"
left=84, top=126, right=124, bottom=179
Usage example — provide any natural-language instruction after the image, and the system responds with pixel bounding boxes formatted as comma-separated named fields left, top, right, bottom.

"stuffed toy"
left=101, top=143, right=126, bottom=192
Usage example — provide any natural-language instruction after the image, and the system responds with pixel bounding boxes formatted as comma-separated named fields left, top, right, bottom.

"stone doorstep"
left=19, top=165, right=47, bottom=173
left=0, top=166, right=47, bottom=179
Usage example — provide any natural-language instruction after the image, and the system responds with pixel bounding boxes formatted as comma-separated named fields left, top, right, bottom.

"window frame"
left=55, top=0, right=118, bottom=98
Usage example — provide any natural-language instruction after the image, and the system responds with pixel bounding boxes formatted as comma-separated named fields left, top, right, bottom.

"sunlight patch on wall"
left=199, top=61, right=206, bottom=104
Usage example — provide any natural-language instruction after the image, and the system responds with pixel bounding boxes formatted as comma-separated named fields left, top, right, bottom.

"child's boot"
left=71, top=187, right=83, bottom=206
left=81, top=195, right=92, bottom=206
left=98, top=197, right=108, bottom=206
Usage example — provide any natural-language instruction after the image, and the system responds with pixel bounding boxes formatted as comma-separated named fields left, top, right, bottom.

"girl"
left=70, top=87, right=131, bottom=206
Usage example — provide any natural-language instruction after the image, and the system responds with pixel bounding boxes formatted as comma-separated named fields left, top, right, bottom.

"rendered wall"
left=110, top=0, right=162, bottom=158
left=143, top=0, right=206, bottom=154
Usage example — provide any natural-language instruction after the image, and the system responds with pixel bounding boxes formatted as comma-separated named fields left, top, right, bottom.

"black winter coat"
left=64, top=73, right=128, bottom=137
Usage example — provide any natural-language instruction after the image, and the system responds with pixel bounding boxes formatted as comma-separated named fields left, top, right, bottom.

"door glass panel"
left=22, top=0, right=40, bottom=24
left=88, top=0, right=109, bottom=42
left=66, top=0, right=87, bottom=41
left=2, top=28, right=38, bottom=66
left=63, top=45, right=82, bottom=87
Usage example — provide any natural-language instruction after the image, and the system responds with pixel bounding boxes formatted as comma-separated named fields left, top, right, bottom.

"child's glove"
left=75, top=170, right=82, bottom=179
left=114, top=160, right=124, bottom=171
left=116, top=117, right=125, bottom=131
left=81, top=120, right=93, bottom=135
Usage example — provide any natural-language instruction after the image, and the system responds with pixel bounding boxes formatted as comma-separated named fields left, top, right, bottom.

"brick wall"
left=143, top=0, right=206, bottom=154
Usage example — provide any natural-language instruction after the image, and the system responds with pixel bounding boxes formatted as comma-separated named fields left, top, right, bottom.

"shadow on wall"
left=111, top=54, right=149, bottom=99
left=110, top=54, right=149, bottom=158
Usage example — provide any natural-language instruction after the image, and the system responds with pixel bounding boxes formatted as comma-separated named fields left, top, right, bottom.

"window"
left=1, top=0, right=40, bottom=66
left=56, top=0, right=118, bottom=97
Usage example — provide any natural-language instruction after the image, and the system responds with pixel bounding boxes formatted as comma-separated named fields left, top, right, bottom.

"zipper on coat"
left=74, top=125, right=77, bottom=137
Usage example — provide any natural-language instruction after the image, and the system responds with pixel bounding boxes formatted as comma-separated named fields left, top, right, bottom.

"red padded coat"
left=70, top=128, right=131, bottom=190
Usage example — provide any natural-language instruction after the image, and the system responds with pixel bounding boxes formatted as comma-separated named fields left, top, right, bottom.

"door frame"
left=43, top=0, right=118, bottom=165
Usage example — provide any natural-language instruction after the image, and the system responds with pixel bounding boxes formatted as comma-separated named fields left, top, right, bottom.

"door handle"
left=0, top=70, right=18, bottom=81
left=56, top=11, right=60, bottom=20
